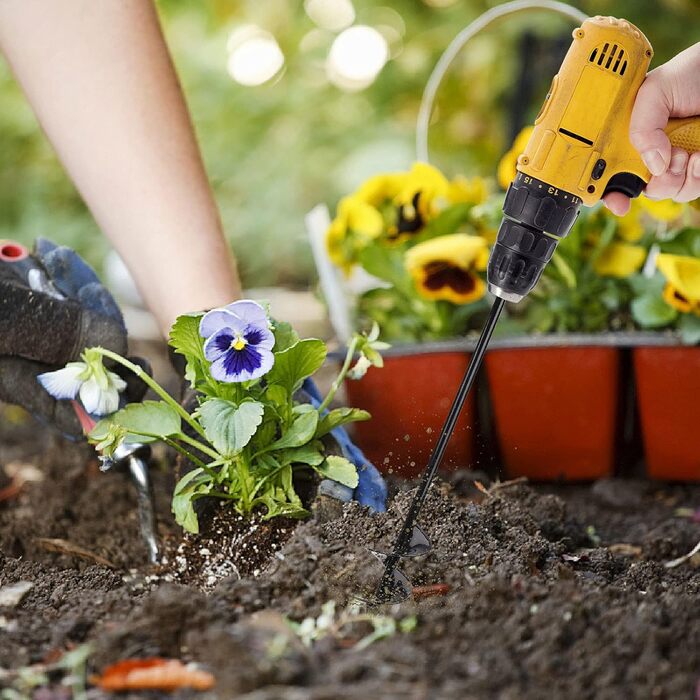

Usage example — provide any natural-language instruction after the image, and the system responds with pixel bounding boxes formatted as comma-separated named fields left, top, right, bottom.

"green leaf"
left=632, top=294, right=678, bottom=328
left=550, top=251, right=576, bottom=289
left=413, top=203, right=472, bottom=243
left=265, top=384, right=288, bottom=408
left=254, top=407, right=281, bottom=450
left=265, top=404, right=318, bottom=451
left=198, top=399, right=264, bottom=457
left=315, top=407, right=371, bottom=438
left=315, top=455, right=359, bottom=489
left=658, top=227, right=700, bottom=257
left=358, top=245, right=413, bottom=295
left=679, top=313, right=700, bottom=345
left=266, top=339, right=327, bottom=394
left=168, top=313, right=206, bottom=385
left=279, top=442, right=325, bottom=466
left=628, top=271, right=666, bottom=297
left=90, top=401, right=181, bottom=444
left=272, top=320, right=300, bottom=352
left=172, top=468, right=211, bottom=533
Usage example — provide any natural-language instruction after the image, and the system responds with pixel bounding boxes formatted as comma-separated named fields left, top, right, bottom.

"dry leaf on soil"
left=91, top=658, right=215, bottom=692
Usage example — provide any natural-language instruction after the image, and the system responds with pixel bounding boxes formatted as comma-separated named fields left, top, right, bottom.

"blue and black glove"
left=300, top=378, right=387, bottom=512
left=0, top=238, right=147, bottom=437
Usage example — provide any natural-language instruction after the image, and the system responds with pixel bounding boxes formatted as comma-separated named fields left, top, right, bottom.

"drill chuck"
left=487, top=173, right=581, bottom=302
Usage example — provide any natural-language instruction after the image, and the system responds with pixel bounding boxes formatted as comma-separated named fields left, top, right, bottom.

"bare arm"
left=0, top=0, right=241, bottom=335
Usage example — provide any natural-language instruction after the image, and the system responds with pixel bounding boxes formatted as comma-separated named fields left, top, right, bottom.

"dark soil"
left=1, top=408, right=700, bottom=699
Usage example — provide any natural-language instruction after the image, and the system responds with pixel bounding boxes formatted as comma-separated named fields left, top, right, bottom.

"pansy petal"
left=594, top=243, right=646, bottom=278
left=244, top=324, right=275, bottom=351
left=199, top=309, right=246, bottom=339
left=79, top=377, right=119, bottom=416
left=204, top=329, right=235, bottom=361
left=107, top=370, right=127, bottom=393
left=224, top=300, right=269, bottom=327
left=237, top=347, right=274, bottom=382
left=37, top=363, right=85, bottom=400
left=80, top=377, right=109, bottom=416
left=657, top=254, right=700, bottom=302
left=210, top=346, right=274, bottom=383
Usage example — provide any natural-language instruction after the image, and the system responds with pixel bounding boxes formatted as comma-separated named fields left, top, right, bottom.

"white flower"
left=38, top=349, right=126, bottom=416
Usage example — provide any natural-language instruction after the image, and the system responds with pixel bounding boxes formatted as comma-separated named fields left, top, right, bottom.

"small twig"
left=478, top=476, right=529, bottom=495
left=35, top=538, right=116, bottom=569
left=665, top=539, right=700, bottom=569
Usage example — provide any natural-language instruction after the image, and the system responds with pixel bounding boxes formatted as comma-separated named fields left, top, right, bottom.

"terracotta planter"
left=344, top=350, right=475, bottom=478
left=634, top=346, right=700, bottom=481
left=485, top=346, right=620, bottom=481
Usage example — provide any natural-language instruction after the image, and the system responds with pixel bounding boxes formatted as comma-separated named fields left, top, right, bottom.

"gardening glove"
left=0, top=238, right=148, bottom=438
left=300, top=378, right=387, bottom=512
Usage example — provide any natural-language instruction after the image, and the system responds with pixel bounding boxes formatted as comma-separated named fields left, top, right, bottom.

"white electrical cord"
left=416, top=0, right=589, bottom=163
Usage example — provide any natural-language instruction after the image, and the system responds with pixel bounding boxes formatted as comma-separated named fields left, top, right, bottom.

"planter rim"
left=328, top=331, right=689, bottom=360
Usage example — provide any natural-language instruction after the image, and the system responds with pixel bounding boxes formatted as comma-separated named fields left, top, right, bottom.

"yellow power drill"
left=488, top=14, right=700, bottom=302
left=374, top=16, right=700, bottom=604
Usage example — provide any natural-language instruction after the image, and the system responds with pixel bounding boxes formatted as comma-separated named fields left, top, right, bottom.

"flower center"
left=231, top=335, right=247, bottom=351
left=424, top=261, right=476, bottom=294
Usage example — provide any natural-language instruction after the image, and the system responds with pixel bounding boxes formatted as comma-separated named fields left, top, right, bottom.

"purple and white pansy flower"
left=38, top=348, right=126, bottom=416
left=199, top=300, right=275, bottom=383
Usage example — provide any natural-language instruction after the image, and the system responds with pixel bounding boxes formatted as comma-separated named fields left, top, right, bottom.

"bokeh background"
left=1, top=0, right=697, bottom=290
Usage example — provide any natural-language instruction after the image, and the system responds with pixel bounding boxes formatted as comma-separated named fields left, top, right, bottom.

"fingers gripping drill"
left=374, top=15, right=700, bottom=603
left=0, top=240, right=159, bottom=564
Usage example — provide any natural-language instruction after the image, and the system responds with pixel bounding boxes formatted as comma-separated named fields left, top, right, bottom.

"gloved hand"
left=300, top=378, right=387, bottom=512
left=0, top=238, right=146, bottom=437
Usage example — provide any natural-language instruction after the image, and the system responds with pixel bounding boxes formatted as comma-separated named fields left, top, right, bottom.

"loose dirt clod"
left=0, top=580, right=33, bottom=607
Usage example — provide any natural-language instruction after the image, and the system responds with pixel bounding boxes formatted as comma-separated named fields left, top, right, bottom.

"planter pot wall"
left=486, top=346, right=620, bottom=481
left=634, top=347, right=700, bottom=481
left=344, top=352, right=475, bottom=478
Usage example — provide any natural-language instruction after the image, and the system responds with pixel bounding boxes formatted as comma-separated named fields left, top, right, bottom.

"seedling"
left=40, top=300, right=384, bottom=532
left=0, top=644, right=91, bottom=700
left=288, top=600, right=417, bottom=650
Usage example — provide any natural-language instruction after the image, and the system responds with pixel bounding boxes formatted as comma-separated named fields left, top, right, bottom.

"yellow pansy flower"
left=662, top=283, right=694, bottom=313
left=326, top=195, right=384, bottom=273
left=497, top=126, right=534, bottom=189
left=448, top=175, right=488, bottom=206
left=389, top=162, right=450, bottom=242
left=638, top=196, right=684, bottom=222
left=656, top=253, right=700, bottom=314
left=355, top=172, right=404, bottom=207
left=593, top=243, right=647, bottom=278
left=405, top=233, right=489, bottom=305
left=615, top=200, right=644, bottom=242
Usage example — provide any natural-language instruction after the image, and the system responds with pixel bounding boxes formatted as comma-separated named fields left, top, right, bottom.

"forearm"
left=0, top=0, right=241, bottom=335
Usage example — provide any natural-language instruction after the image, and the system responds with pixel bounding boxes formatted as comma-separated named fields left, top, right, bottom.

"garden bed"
left=1, top=420, right=700, bottom=698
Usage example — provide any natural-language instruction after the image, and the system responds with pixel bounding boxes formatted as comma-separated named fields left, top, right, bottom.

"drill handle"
left=665, top=117, right=700, bottom=154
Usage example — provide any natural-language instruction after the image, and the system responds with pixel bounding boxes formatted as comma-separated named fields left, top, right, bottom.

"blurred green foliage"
left=0, top=0, right=698, bottom=287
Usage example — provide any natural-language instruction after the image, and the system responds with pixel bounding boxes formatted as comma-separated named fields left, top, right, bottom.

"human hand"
left=604, top=42, right=700, bottom=216
left=0, top=239, right=146, bottom=437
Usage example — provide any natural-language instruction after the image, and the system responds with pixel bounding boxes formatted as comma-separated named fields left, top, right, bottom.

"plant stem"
left=177, top=431, right=221, bottom=461
left=318, top=336, right=359, bottom=413
left=94, top=347, right=208, bottom=440
left=237, top=456, right=252, bottom=513
left=161, top=437, right=217, bottom=477
left=249, top=462, right=286, bottom=500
